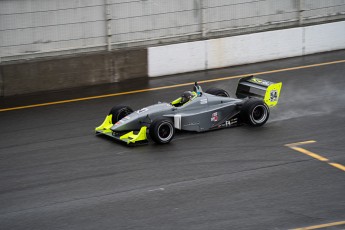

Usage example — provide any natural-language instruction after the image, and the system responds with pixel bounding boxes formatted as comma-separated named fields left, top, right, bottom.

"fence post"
left=104, top=0, right=112, bottom=51
left=199, top=0, right=207, bottom=38
left=298, top=0, right=304, bottom=25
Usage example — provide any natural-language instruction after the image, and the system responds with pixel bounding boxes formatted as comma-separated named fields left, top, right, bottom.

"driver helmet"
left=180, top=91, right=194, bottom=104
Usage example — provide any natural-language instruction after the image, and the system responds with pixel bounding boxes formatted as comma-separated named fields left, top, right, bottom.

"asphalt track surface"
left=1, top=50, right=345, bottom=230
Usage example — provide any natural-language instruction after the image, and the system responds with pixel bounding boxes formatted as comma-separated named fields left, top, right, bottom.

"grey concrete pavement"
left=0, top=50, right=345, bottom=230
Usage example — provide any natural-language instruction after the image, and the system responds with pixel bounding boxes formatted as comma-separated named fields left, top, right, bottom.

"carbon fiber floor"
left=1, top=50, right=345, bottom=230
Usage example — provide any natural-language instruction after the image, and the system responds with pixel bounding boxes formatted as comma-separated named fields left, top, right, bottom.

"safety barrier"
left=0, top=21, right=344, bottom=96
left=148, top=21, right=345, bottom=77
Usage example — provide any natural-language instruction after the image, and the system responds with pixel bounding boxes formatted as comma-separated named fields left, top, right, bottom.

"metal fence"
left=1, top=0, right=345, bottom=62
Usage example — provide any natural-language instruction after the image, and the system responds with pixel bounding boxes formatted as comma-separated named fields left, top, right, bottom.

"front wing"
left=95, top=115, right=148, bottom=145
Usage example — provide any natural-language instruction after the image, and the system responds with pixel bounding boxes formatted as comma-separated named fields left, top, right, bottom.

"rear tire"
left=241, top=98, right=269, bottom=126
left=205, top=88, right=230, bottom=97
left=109, top=105, right=133, bottom=124
left=149, top=118, right=175, bottom=144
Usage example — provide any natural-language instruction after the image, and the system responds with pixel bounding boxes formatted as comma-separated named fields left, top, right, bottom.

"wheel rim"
left=158, top=122, right=173, bottom=142
left=251, top=105, right=268, bottom=123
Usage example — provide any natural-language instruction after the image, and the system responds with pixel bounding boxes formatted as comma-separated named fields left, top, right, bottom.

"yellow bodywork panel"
left=120, top=126, right=148, bottom=144
left=171, top=97, right=182, bottom=105
left=263, top=82, right=282, bottom=107
left=95, top=114, right=113, bottom=133
left=171, top=91, right=197, bottom=107
left=95, top=115, right=148, bottom=144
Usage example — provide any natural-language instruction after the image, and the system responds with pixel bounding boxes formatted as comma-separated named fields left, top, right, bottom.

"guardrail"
left=148, top=21, right=345, bottom=77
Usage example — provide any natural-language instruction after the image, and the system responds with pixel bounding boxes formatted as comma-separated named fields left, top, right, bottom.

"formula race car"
left=95, top=76, right=282, bottom=145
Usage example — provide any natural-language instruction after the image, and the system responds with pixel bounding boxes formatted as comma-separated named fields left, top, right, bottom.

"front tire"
left=241, top=98, right=269, bottom=126
left=109, top=105, right=133, bottom=124
left=149, top=118, right=175, bottom=144
left=205, top=88, right=230, bottom=97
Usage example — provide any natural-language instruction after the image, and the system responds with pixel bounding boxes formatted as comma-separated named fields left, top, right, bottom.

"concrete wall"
left=1, top=20, right=344, bottom=96
left=0, top=49, right=147, bottom=96
left=148, top=20, right=345, bottom=77
left=206, top=28, right=303, bottom=69
left=0, top=67, right=3, bottom=97
left=148, top=41, right=206, bottom=77
left=2, top=0, right=345, bottom=62
left=304, top=21, right=345, bottom=55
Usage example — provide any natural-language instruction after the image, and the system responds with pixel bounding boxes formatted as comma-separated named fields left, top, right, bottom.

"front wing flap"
left=95, top=115, right=148, bottom=146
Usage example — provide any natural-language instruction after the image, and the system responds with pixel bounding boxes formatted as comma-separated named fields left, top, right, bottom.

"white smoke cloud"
left=270, top=75, right=345, bottom=122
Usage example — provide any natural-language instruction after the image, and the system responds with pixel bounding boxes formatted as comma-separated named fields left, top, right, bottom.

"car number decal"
left=270, top=90, right=278, bottom=102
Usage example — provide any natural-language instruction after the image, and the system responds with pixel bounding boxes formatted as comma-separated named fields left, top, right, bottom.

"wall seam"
left=302, top=27, right=306, bottom=56
left=205, top=40, right=208, bottom=70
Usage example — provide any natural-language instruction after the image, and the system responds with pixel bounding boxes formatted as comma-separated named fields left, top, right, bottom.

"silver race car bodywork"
left=95, top=76, right=282, bottom=145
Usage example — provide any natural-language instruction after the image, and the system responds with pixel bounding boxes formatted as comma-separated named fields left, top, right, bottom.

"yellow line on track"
left=289, top=146, right=329, bottom=162
left=293, top=220, right=345, bottom=230
left=285, top=140, right=316, bottom=147
left=328, top=163, right=345, bottom=172
left=1, top=59, right=345, bottom=112
left=285, top=140, right=345, bottom=172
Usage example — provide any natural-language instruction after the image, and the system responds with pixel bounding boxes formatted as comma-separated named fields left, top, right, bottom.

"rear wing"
left=236, top=76, right=282, bottom=107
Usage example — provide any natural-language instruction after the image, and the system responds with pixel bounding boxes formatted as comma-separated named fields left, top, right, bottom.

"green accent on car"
left=171, top=91, right=198, bottom=106
left=95, top=114, right=113, bottom=133
left=120, top=126, right=148, bottom=144
left=171, top=97, right=182, bottom=105
left=191, top=91, right=197, bottom=99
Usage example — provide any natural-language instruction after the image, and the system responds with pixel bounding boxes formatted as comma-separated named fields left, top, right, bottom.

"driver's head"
left=181, top=91, right=194, bottom=104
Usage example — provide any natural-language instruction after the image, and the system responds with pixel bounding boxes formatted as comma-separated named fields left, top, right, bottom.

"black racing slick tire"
left=205, top=88, right=230, bottom=97
left=109, top=105, right=133, bottom=124
left=149, top=118, right=175, bottom=144
left=241, top=98, right=270, bottom=127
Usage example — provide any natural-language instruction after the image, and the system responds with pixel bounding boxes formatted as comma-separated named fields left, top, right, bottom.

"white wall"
left=148, top=21, right=345, bottom=77
left=304, top=21, right=345, bottom=55
left=148, top=41, right=206, bottom=77
left=206, top=28, right=303, bottom=69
